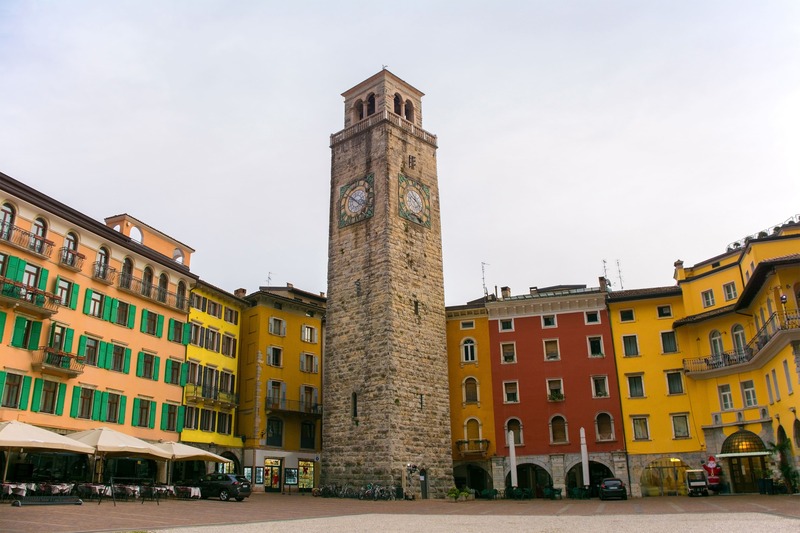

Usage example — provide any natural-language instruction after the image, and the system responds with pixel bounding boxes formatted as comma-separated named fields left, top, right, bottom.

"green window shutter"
left=177, top=406, right=185, bottom=432
left=11, top=316, right=27, bottom=347
left=52, top=275, right=61, bottom=296
left=27, top=321, right=43, bottom=350
left=18, top=375, right=31, bottom=410
left=5, top=256, right=21, bottom=281
left=92, top=390, right=103, bottom=420
left=70, top=385, right=81, bottom=418
left=97, top=341, right=108, bottom=368
left=182, top=323, right=191, bottom=345
left=55, top=383, right=66, bottom=415
left=102, top=295, right=113, bottom=321
left=37, top=268, right=49, bottom=291
left=136, top=351, right=144, bottom=377
left=100, top=391, right=109, bottom=422
left=153, top=356, right=160, bottom=381
left=156, top=314, right=164, bottom=338
left=167, top=319, right=175, bottom=341
left=149, top=400, right=156, bottom=428
left=163, top=359, right=172, bottom=383
left=0, top=310, right=6, bottom=343
left=140, top=309, right=149, bottom=333
left=108, top=298, right=119, bottom=323
left=63, top=328, right=75, bottom=353
left=31, top=378, right=43, bottom=413
left=69, top=283, right=80, bottom=310
left=123, top=348, right=132, bottom=374
left=127, top=305, right=136, bottom=329
left=82, top=288, right=93, bottom=314
left=132, top=398, right=140, bottom=427
left=180, top=362, right=188, bottom=386
left=118, top=395, right=127, bottom=424
left=160, top=403, right=169, bottom=430
left=77, top=335, right=87, bottom=357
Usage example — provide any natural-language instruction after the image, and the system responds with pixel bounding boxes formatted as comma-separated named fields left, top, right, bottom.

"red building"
left=486, top=281, right=628, bottom=496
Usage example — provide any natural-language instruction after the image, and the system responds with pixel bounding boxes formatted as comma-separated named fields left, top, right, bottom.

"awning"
left=716, top=451, right=771, bottom=458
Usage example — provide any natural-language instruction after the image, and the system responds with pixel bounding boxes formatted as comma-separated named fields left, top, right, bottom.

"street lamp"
left=780, top=294, right=788, bottom=328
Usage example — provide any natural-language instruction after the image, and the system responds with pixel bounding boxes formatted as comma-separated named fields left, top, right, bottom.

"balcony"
left=118, top=273, right=188, bottom=312
left=684, top=311, right=800, bottom=376
left=184, top=384, right=238, bottom=407
left=456, top=439, right=490, bottom=457
left=0, top=276, right=59, bottom=317
left=0, top=224, right=54, bottom=258
left=91, top=262, right=117, bottom=285
left=265, top=398, right=322, bottom=417
left=58, top=247, right=85, bottom=272
left=32, top=347, right=85, bottom=377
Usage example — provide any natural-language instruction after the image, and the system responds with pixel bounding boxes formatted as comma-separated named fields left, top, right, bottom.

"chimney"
left=234, top=288, right=247, bottom=298
left=286, top=282, right=294, bottom=288
left=673, top=259, right=686, bottom=282
left=599, top=277, right=607, bottom=292
left=501, top=286, right=511, bottom=299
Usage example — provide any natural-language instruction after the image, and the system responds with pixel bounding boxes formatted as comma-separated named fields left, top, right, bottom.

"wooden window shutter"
left=30, top=378, right=43, bottom=413
left=70, top=385, right=81, bottom=418
left=127, top=304, right=136, bottom=329
left=55, top=383, right=66, bottom=415
left=131, top=398, right=140, bottom=426
left=69, top=282, right=80, bottom=310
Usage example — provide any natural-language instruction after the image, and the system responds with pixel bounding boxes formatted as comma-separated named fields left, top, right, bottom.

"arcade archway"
left=453, top=463, right=491, bottom=492
left=566, top=460, right=613, bottom=497
left=505, top=463, right=552, bottom=498
left=641, top=458, right=690, bottom=496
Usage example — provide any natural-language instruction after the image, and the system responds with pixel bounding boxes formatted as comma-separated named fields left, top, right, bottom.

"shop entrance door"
left=264, top=459, right=282, bottom=492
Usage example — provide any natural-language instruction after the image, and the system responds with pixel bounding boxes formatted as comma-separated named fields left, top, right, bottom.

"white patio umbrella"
left=67, top=427, right=172, bottom=483
left=0, top=420, right=95, bottom=482
left=154, top=442, right=231, bottom=484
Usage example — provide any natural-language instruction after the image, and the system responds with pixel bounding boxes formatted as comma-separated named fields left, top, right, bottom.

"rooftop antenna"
left=616, top=260, right=624, bottom=290
left=382, top=64, right=389, bottom=70
left=602, top=259, right=612, bottom=288
left=266, top=272, right=273, bottom=286
left=481, top=262, right=490, bottom=299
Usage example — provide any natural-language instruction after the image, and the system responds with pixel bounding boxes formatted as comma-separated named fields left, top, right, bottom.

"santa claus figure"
left=702, top=456, right=722, bottom=490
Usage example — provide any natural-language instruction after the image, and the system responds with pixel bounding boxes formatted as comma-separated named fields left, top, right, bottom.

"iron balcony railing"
left=118, top=273, right=189, bottom=312
left=32, top=347, right=85, bottom=377
left=0, top=223, right=54, bottom=257
left=92, top=261, right=117, bottom=284
left=684, top=311, right=800, bottom=373
left=184, top=384, right=239, bottom=406
left=0, top=275, right=60, bottom=315
left=265, top=398, right=323, bottom=416
left=58, top=247, right=85, bottom=271
left=456, top=439, right=490, bottom=456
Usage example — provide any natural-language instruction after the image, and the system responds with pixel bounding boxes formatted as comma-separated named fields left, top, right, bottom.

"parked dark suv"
left=198, top=473, right=252, bottom=501
left=598, top=477, right=627, bottom=500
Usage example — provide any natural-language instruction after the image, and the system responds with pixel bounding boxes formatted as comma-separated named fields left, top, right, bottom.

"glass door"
left=264, top=458, right=282, bottom=492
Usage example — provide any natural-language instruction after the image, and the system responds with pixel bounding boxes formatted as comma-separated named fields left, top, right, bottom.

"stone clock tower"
left=322, top=70, right=452, bottom=497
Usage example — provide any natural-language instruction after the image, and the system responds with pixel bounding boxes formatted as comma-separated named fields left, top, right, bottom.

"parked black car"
left=198, top=473, right=252, bottom=501
left=598, top=478, right=627, bottom=500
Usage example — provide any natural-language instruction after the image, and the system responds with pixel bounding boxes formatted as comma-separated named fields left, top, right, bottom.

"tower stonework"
left=322, top=70, right=453, bottom=497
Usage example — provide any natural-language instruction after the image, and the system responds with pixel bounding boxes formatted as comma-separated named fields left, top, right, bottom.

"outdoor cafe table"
left=1, top=482, right=37, bottom=498
left=174, top=486, right=201, bottom=499
left=38, top=482, right=75, bottom=495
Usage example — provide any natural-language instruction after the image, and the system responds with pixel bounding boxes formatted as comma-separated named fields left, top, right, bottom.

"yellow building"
left=178, top=280, right=247, bottom=477
left=610, top=217, right=800, bottom=496
left=446, top=300, right=496, bottom=494
left=1, top=173, right=197, bottom=482
left=237, top=284, right=325, bottom=492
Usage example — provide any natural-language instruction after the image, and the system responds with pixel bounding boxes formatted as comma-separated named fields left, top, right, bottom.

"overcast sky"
left=1, top=1, right=798, bottom=306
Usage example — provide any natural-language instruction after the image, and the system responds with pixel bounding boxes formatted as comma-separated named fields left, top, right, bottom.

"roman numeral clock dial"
left=398, top=174, right=431, bottom=228
left=338, top=175, right=374, bottom=227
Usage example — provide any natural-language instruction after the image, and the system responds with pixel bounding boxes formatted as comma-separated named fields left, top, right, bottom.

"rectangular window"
left=166, top=359, right=182, bottom=385
left=301, top=325, right=317, bottom=343
left=184, top=406, right=198, bottom=429
left=190, top=294, right=207, bottom=312
left=207, top=300, right=222, bottom=318
left=542, top=315, right=557, bottom=328
left=221, top=334, right=237, bottom=357
left=772, top=369, right=781, bottom=401
left=766, top=374, right=774, bottom=404
left=657, top=305, right=672, bottom=318
left=106, top=392, right=120, bottom=423
left=718, top=384, right=733, bottom=410
left=205, top=329, right=221, bottom=352
left=163, top=404, right=179, bottom=432
left=585, top=311, right=599, bottom=324
left=620, top=309, right=635, bottom=322
left=219, top=372, right=235, bottom=394
left=628, top=375, right=644, bottom=398
left=217, top=412, right=232, bottom=435
left=269, top=317, right=286, bottom=336
left=56, top=278, right=74, bottom=307
left=588, top=336, right=604, bottom=357
left=501, top=343, right=516, bottom=363
left=89, top=291, right=104, bottom=318
left=622, top=335, right=639, bottom=356
left=547, top=379, right=563, bottom=399
left=742, top=380, right=757, bottom=407
left=169, top=319, right=186, bottom=344
left=666, top=371, right=684, bottom=394
left=460, top=320, right=474, bottom=329
left=504, top=382, right=519, bottom=403
left=140, top=353, right=155, bottom=380
left=40, top=380, right=58, bottom=414
left=661, top=331, right=678, bottom=353
left=144, top=310, right=159, bottom=335
left=78, top=388, right=94, bottom=419
left=1, top=373, right=22, bottom=408
left=592, top=376, right=608, bottom=397
left=672, top=414, right=690, bottom=439
left=200, top=409, right=215, bottom=431
left=499, top=319, right=513, bottom=331
left=190, top=323, right=205, bottom=347
left=300, top=353, right=318, bottom=373
left=267, top=346, right=283, bottom=367
left=136, top=399, right=152, bottom=428
left=702, top=289, right=715, bottom=308
left=114, top=301, right=130, bottom=326
left=544, top=339, right=560, bottom=360
left=84, top=338, right=99, bottom=366
left=111, top=345, right=126, bottom=373
left=783, top=360, right=793, bottom=395
left=632, top=417, right=650, bottom=440
left=223, top=307, right=239, bottom=325
left=723, top=282, right=738, bottom=301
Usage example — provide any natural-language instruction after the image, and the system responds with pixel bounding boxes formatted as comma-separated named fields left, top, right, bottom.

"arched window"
left=461, top=338, right=476, bottom=362
left=506, top=418, right=522, bottom=446
left=95, top=246, right=110, bottom=279
left=142, top=267, right=153, bottom=297
left=354, top=99, right=364, bottom=121
left=129, top=226, right=143, bottom=243
left=1, top=202, right=15, bottom=239
left=121, top=258, right=134, bottom=289
left=464, top=377, right=478, bottom=404
left=404, top=99, right=414, bottom=122
left=176, top=281, right=187, bottom=310
left=266, top=417, right=283, bottom=447
left=61, top=231, right=80, bottom=267
left=465, top=418, right=480, bottom=441
left=30, top=217, right=47, bottom=253
left=595, top=412, right=614, bottom=441
left=366, top=93, right=376, bottom=116
left=709, top=330, right=723, bottom=356
left=172, top=248, right=184, bottom=264
left=394, top=93, right=403, bottom=115
left=732, top=324, right=747, bottom=355
left=550, top=415, right=568, bottom=443
left=157, top=273, right=169, bottom=302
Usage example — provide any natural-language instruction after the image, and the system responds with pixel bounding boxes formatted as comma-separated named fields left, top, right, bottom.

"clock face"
left=339, top=175, right=374, bottom=227
left=398, top=174, right=431, bottom=227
